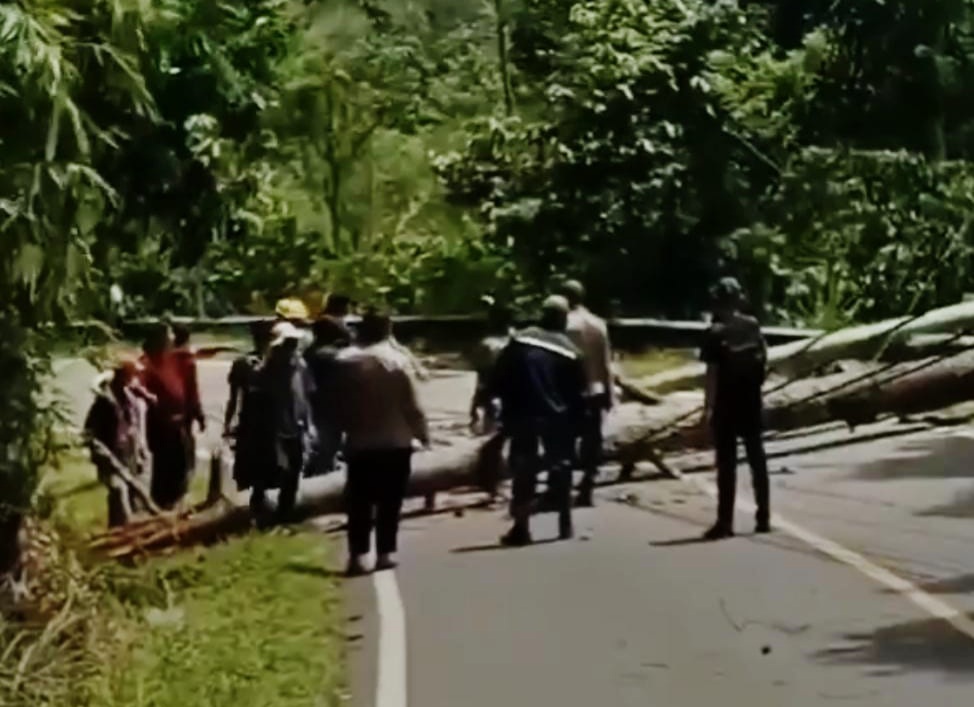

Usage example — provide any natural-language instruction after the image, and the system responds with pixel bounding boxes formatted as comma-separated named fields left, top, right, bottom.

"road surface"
left=53, top=357, right=974, bottom=704
left=344, top=421, right=974, bottom=707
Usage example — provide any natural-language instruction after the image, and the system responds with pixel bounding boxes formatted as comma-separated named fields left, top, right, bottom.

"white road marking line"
left=373, top=570, right=408, bottom=707
left=683, top=474, right=974, bottom=642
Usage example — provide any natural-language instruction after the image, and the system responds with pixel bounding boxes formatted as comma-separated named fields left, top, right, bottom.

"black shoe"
left=702, top=524, right=735, bottom=541
left=500, top=526, right=532, bottom=547
left=345, top=556, right=370, bottom=577
left=755, top=520, right=772, bottom=534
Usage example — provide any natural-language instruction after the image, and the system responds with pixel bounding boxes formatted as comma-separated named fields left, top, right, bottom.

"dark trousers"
left=577, top=394, right=607, bottom=493
left=509, top=419, right=574, bottom=533
left=306, top=417, right=341, bottom=478
left=345, top=449, right=412, bottom=557
left=250, top=436, right=303, bottom=526
left=148, top=422, right=192, bottom=510
left=713, top=403, right=770, bottom=529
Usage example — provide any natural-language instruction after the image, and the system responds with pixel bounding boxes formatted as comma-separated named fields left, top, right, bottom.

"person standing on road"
left=304, top=316, right=351, bottom=476
left=700, top=277, right=771, bottom=540
left=491, top=295, right=587, bottom=546
left=468, top=296, right=514, bottom=435
left=336, top=309, right=430, bottom=576
left=224, top=320, right=274, bottom=492
left=249, top=321, right=317, bottom=527
left=559, top=279, right=614, bottom=507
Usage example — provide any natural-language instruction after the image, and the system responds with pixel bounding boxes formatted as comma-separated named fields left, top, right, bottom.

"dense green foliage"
left=7, top=0, right=974, bottom=537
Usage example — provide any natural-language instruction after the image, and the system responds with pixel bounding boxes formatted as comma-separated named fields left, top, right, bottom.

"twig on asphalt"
left=718, top=599, right=744, bottom=633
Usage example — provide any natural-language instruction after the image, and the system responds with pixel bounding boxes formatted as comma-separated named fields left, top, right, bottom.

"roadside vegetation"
left=6, top=0, right=974, bottom=701
left=1, top=500, right=345, bottom=707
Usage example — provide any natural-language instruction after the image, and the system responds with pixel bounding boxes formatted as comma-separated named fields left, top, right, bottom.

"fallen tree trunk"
left=90, top=435, right=500, bottom=559
left=91, top=353, right=974, bottom=559
left=636, top=300, right=974, bottom=394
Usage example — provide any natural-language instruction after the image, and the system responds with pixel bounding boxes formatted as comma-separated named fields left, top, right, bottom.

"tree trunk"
left=636, top=300, right=974, bottom=393
left=0, top=512, right=23, bottom=578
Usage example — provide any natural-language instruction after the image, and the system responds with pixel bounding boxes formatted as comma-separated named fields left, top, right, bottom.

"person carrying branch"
left=84, top=361, right=156, bottom=527
left=492, top=295, right=587, bottom=546
left=700, top=277, right=771, bottom=540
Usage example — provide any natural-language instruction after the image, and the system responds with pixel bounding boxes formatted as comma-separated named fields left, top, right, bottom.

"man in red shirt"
left=140, top=323, right=194, bottom=510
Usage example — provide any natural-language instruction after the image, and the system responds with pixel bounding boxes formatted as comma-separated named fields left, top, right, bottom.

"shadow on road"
left=918, top=487, right=974, bottom=518
left=815, top=614, right=974, bottom=676
left=850, top=436, right=974, bottom=482
left=650, top=536, right=712, bottom=547
left=912, top=573, right=974, bottom=595
left=451, top=538, right=561, bottom=554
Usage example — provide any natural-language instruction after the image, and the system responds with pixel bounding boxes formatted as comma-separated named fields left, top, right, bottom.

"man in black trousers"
left=491, top=295, right=588, bottom=546
left=336, top=309, right=430, bottom=576
left=700, top=277, right=771, bottom=540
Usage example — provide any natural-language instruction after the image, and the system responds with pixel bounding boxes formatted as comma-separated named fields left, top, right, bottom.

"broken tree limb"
left=636, top=300, right=974, bottom=394
left=88, top=439, right=163, bottom=520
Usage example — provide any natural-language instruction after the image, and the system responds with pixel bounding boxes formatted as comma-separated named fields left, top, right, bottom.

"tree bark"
left=636, top=300, right=974, bottom=393
left=0, top=513, right=23, bottom=578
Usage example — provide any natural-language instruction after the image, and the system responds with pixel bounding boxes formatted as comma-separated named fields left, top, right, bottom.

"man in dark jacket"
left=491, top=295, right=588, bottom=546
left=700, top=277, right=771, bottom=540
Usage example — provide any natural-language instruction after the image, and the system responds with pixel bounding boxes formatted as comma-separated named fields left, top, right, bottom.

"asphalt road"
left=53, top=357, right=974, bottom=704
left=345, top=421, right=974, bottom=707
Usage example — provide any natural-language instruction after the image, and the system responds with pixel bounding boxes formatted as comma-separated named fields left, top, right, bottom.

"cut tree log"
left=636, top=300, right=974, bottom=394
left=90, top=435, right=502, bottom=559
left=91, top=352, right=974, bottom=560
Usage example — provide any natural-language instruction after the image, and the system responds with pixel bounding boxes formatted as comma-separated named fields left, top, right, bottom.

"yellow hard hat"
left=274, top=297, right=310, bottom=321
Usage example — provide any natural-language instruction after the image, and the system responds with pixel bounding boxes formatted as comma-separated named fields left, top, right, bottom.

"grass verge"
left=3, top=523, right=347, bottom=707
left=97, top=531, right=346, bottom=707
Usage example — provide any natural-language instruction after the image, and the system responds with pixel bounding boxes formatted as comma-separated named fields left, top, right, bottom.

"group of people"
left=227, top=297, right=433, bottom=574
left=85, top=275, right=773, bottom=575
left=84, top=322, right=206, bottom=525
left=472, top=276, right=772, bottom=546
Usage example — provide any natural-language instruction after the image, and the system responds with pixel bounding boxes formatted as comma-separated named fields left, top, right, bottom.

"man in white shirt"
left=336, top=309, right=430, bottom=576
left=559, top=280, right=614, bottom=507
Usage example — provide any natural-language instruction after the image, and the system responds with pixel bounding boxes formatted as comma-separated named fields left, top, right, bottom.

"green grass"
left=39, top=450, right=211, bottom=535
left=9, top=456, right=349, bottom=707
left=98, top=531, right=347, bottom=707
